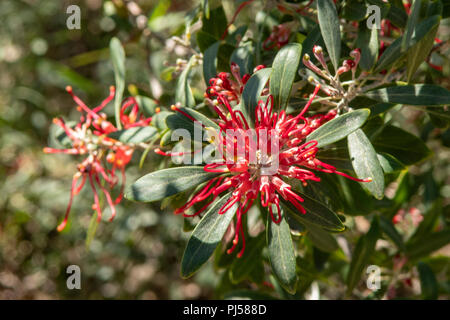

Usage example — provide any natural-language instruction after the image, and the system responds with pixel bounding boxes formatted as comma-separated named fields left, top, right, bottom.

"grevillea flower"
left=263, top=23, right=292, bottom=50
left=205, top=63, right=266, bottom=106
left=169, top=85, right=371, bottom=257
left=44, top=86, right=151, bottom=231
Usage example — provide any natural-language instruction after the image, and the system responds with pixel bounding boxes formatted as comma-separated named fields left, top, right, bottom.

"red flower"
left=44, top=86, right=151, bottom=231
left=170, top=85, right=371, bottom=257
left=205, top=63, right=266, bottom=106
left=263, top=23, right=292, bottom=50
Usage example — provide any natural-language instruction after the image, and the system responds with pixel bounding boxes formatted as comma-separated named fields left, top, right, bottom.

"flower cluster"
left=263, top=23, right=292, bottom=50
left=204, top=63, right=266, bottom=107
left=301, top=45, right=363, bottom=111
left=44, top=86, right=151, bottom=231
left=171, top=81, right=371, bottom=257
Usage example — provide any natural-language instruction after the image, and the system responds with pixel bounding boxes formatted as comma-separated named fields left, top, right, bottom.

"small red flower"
left=205, top=63, right=266, bottom=106
left=263, top=24, right=292, bottom=51
left=44, top=86, right=151, bottom=231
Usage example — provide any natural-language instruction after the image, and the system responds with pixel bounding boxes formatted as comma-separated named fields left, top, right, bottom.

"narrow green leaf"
left=135, top=95, right=158, bottom=117
left=317, top=0, right=341, bottom=71
left=110, top=37, right=126, bottom=129
left=305, top=222, right=339, bottom=253
left=241, top=67, right=272, bottom=126
left=269, top=43, right=302, bottom=110
left=379, top=216, right=405, bottom=251
left=181, top=193, right=238, bottom=278
left=125, top=167, right=220, bottom=202
left=201, top=6, right=227, bottom=39
left=377, top=152, right=406, bottom=173
left=203, top=42, right=220, bottom=85
left=357, top=25, right=379, bottom=71
left=230, top=235, right=265, bottom=283
left=176, top=56, right=196, bottom=108
left=401, top=0, right=422, bottom=52
left=365, top=84, right=450, bottom=106
left=407, top=229, right=450, bottom=260
left=166, top=106, right=220, bottom=139
left=267, top=206, right=297, bottom=294
left=281, top=194, right=345, bottom=232
left=108, top=126, right=157, bottom=144
left=374, top=15, right=441, bottom=72
left=406, top=22, right=439, bottom=82
left=306, top=109, right=370, bottom=148
left=347, top=217, right=380, bottom=294
left=372, top=125, right=432, bottom=165
left=417, top=262, right=438, bottom=300
left=348, top=129, right=385, bottom=199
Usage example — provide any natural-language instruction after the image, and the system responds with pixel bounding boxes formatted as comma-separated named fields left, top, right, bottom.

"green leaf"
left=230, top=42, right=254, bottom=77
left=377, top=152, right=406, bottom=173
left=374, top=15, right=441, bottom=73
left=110, top=37, right=126, bottom=130
left=107, top=126, right=157, bottom=144
left=241, top=67, right=272, bottom=126
left=365, top=84, right=450, bottom=106
left=372, top=125, right=432, bottom=165
left=401, top=0, right=422, bottom=53
left=181, top=193, right=238, bottom=278
left=281, top=194, right=345, bottom=232
left=176, top=56, right=196, bottom=108
left=417, top=262, right=438, bottom=300
left=269, top=43, right=302, bottom=110
left=348, top=129, right=385, bottom=199
left=342, top=0, right=368, bottom=21
left=317, top=0, right=341, bottom=71
left=356, top=24, right=379, bottom=71
left=135, top=95, right=158, bottom=117
left=201, top=6, right=227, bottom=39
left=166, top=106, right=220, bottom=139
left=203, top=42, right=220, bottom=85
left=347, top=217, right=380, bottom=294
left=267, top=206, right=297, bottom=294
left=407, top=229, right=450, bottom=261
left=406, top=22, right=439, bottom=82
left=373, top=36, right=403, bottom=73
left=202, top=0, right=210, bottom=19
left=305, top=222, right=339, bottom=253
left=125, top=167, right=220, bottom=202
left=196, top=30, right=217, bottom=53
left=379, top=216, right=405, bottom=251
left=229, top=234, right=265, bottom=284
left=306, top=109, right=370, bottom=148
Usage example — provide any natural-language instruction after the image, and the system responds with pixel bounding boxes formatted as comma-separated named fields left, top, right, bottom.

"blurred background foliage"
left=0, top=0, right=449, bottom=300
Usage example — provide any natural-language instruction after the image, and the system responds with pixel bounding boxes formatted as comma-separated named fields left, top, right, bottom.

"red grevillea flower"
left=170, top=85, right=371, bottom=257
left=44, top=86, right=151, bottom=231
left=263, top=23, right=292, bottom=50
left=205, top=63, right=266, bottom=106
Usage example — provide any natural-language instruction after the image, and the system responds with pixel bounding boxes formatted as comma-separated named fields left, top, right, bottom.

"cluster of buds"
left=204, top=63, right=266, bottom=107
left=301, top=45, right=361, bottom=110
left=168, top=84, right=370, bottom=257
left=263, top=23, right=292, bottom=50
left=44, top=86, right=152, bottom=231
